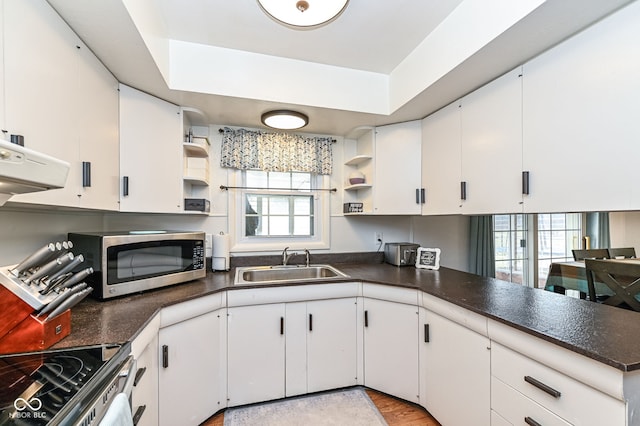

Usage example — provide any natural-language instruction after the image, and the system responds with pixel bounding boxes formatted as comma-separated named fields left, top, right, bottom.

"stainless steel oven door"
left=70, top=355, right=137, bottom=426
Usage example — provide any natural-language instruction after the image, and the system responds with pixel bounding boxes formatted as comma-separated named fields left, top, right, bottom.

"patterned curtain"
left=220, top=127, right=333, bottom=175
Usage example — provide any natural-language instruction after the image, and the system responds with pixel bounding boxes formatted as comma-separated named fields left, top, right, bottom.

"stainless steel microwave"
left=68, top=231, right=206, bottom=299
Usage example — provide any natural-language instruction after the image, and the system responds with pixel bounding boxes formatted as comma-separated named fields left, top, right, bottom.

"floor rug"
left=223, top=387, right=388, bottom=426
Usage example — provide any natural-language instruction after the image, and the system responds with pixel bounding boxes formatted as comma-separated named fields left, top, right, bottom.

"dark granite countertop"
left=54, top=263, right=640, bottom=372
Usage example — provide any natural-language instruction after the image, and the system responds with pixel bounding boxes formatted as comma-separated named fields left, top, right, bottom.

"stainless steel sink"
left=234, top=264, right=349, bottom=285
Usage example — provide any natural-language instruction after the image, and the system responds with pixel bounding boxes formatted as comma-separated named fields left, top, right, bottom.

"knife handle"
left=11, top=243, right=56, bottom=276
left=45, top=288, right=91, bottom=321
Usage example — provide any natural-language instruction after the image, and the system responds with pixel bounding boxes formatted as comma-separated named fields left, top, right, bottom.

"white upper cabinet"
left=373, top=120, right=422, bottom=215
left=75, top=42, right=120, bottom=211
left=2, top=0, right=119, bottom=210
left=421, top=102, right=462, bottom=215
left=522, top=1, right=640, bottom=213
left=119, top=84, right=183, bottom=213
left=343, top=122, right=422, bottom=215
left=460, top=67, right=524, bottom=215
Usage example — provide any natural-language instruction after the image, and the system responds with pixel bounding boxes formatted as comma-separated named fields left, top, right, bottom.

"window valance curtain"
left=220, top=127, right=333, bottom=175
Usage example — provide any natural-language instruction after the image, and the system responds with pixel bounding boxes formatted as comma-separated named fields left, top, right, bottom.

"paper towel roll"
left=212, top=232, right=230, bottom=271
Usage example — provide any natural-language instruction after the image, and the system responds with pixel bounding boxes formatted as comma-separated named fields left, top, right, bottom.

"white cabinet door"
left=421, top=101, right=462, bottom=215
left=3, top=0, right=119, bottom=210
left=373, top=121, right=422, bottom=214
left=132, top=335, right=158, bottom=426
left=227, top=303, right=286, bottom=406
left=306, top=298, right=358, bottom=393
left=159, top=309, right=225, bottom=426
left=460, top=67, right=523, bottom=215
left=3, top=0, right=80, bottom=207
left=522, top=9, right=640, bottom=213
left=75, top=42, right=119, bottom=211
left=119, top=84, right=183, bottom=213
left=419, top=308, right=491, bottom=426
left=363, top=298, right=419, bottom=403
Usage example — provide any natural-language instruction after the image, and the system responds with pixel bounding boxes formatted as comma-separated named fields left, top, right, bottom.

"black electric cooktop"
left=0, top=344, right=126, bottom=425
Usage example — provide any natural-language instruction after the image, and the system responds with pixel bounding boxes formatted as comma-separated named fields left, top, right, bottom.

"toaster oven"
left=384, top=243, right=420, bottom=266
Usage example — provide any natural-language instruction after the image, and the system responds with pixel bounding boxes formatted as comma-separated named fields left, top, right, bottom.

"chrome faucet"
left=282, top=247, right=296, bottom=265
left=304, top=249, right=311, bottom=267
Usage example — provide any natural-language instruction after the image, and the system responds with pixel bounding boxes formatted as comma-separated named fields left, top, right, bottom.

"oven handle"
left=120, top=356, right=137, bottom=397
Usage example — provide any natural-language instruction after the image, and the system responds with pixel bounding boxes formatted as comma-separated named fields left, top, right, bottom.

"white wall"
left=0, top=207, right=105, bottom=265
left=412, top=215, right=470, bottom=271
left=610, top=211, right=640, bottom=253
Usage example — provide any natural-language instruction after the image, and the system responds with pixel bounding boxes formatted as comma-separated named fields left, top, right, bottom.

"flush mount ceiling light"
left=261, top=110, right=309, bottom=130
left=257, top=0, right=349, bottom=29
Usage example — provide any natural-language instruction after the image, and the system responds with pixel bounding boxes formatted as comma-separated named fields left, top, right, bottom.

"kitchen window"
left=231, top=170, right=330, bottom=251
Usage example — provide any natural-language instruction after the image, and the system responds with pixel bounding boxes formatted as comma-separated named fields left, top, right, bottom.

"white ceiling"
left=47, top=0, right=634, bottom=136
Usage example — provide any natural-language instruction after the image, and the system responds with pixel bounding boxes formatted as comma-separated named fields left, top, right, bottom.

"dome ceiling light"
left=261, top=110, right=309, bottom=130
left=257, top=0, right=350, bottom=29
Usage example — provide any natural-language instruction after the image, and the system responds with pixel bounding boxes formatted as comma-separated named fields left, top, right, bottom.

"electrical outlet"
left=374, top=232, right=383, bottom=245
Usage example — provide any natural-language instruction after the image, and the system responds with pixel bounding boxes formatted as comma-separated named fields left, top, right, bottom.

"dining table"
left=545, top=258, right=640, bottom=304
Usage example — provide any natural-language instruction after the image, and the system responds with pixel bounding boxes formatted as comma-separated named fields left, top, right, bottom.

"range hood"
left=0, top=139, right=70, bottom=206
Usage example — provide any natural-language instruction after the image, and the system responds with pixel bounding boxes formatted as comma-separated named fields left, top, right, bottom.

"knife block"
left=0, top=284, right=70, bottom=355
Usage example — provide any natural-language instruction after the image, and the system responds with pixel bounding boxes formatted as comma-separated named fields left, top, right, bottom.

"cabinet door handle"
left=524, top=375, right=561, bottom=398
left=309, top=314, right=313, bottom=332
left=162, top=345, right=169, bottom=368
left=133, top=367, right=147, bottom=386
left=524, top=416, right=542, bottom=426
left=123, top=176, right=129, bottom=196
left=133, top=405, right=146, bottom=426
left=280, top=317, right=284, bottom=335
left=522, top=171, right=530, bottom=195
left=82, top=161, right=91, bottom=187
left=421, top=188, right=426, bottom=204
left=364, top=310, right=369, bottom=327
left=424, top=324, right=430, bottom=343
left=416, top=188, right=420, bottom=204
left=460, top=181, right=467, bottom=200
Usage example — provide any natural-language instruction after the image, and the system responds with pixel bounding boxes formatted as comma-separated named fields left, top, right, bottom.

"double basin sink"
left=234, top=264, right=349, bottom=285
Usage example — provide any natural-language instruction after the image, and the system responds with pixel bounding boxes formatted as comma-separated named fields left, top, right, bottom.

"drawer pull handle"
left=133, top=367, right=146, bottom=386
left=524, top=375, right=561, bottom=398
left=524, top=416, right=542, bottom=426
left=133, top=405, right=146, bottom=426
left=162, top=345, right=169, bottom=368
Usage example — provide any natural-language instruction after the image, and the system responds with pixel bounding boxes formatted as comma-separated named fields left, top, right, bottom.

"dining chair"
left=584, top=259, right=640, bottom=311
left=572, top=248, right=609, bottom=261
left=607, top=247, right=636, bottom=259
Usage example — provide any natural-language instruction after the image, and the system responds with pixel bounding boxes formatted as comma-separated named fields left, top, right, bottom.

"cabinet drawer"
left=492, top=343, right=625, bottom=425
left=492, top=377, right=570, bottom=426
left=131, top=339, right=158, bottom=426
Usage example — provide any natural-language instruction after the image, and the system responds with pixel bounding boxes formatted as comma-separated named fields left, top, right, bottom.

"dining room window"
left=494, top=214, right=528, bottom=285
left=537, top=213, right=582, bottom=287
left=494, top=213, right=583, bottom=288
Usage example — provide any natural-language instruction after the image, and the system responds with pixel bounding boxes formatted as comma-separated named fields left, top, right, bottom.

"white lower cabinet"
left=158, top=309, right=226, bottom=426
left=419, top=308, right=491, bottom=426
left=491, top=376, right=571, bottom=426
left=131, top=334, right=158, bottom=426
left=227, top=298, right=358, bottom=405
left=227, top=303, right=286, bottom=406
left=491, top=342, right=626, bottom=426
left=363, top=297, right=419, bottom=403
left=305, top=298, right=359, bottom=393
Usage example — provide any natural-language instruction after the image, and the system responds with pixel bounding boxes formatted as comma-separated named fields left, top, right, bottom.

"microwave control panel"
left=193, top=242, right=205, bottom=270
